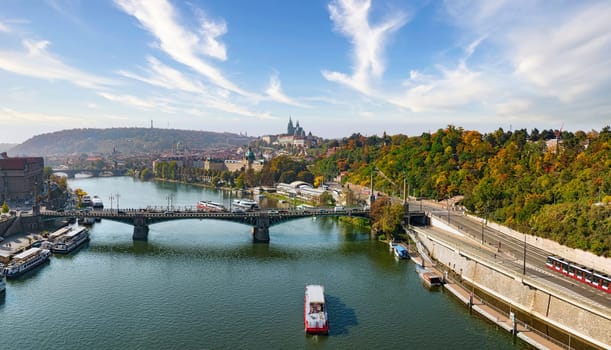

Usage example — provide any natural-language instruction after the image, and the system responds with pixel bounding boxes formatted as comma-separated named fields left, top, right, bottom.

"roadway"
left=412, top=199, right=611, bottom=310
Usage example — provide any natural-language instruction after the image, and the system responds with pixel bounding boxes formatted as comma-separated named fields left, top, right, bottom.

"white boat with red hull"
left=197, top=200, right=226, bottom=212
left=304, top=284, right=329, bottom=335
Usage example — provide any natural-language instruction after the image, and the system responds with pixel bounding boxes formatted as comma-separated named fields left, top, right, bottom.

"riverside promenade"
left=443, top=279, right=566, bottom=350
left=0, top=232, right=46, bottom=262
left=404, top=238, right=585, bottom=350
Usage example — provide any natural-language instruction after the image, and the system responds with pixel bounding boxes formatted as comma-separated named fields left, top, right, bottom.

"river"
left=0, top=177, right=528, bottom=349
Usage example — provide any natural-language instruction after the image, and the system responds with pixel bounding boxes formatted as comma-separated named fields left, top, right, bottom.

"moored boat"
left=51, top=226, right=90, bottom=254
left=232, top=199, right=259, bottom=211
left=197, top=200, right=226, bottom=212
left=418, top=268, right=444, bottom=288
left=393, top=244, right=408, bottom=259
left=2, top=247, right=51, bottom=278
left=304, top=284, right=329, bottom=335
left=92, top=195, right=104, bottom=208
left=81, top=195, right=92, bottom=207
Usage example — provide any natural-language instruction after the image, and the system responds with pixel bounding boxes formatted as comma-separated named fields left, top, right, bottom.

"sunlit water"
left=0, top=177, right=527, bottom=349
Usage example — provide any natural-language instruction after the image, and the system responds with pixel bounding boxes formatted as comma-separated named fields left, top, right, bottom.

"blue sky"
left=1, top=0, right=610, bottom=143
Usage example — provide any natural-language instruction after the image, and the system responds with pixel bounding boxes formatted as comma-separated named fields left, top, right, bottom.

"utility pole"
left=369, top=169, right=375, bottom=205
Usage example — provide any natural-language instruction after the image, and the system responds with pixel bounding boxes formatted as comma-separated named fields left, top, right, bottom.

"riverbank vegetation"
left=312, top=126, right=610, bottom=256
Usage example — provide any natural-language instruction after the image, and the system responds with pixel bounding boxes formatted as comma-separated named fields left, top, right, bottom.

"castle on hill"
left=259, top=116, right=319, bottom=148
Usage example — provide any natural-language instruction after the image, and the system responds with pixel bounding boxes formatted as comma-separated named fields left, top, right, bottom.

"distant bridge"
left=39, top=207, right=428, bottom=242
left=51, top=168, right=128, bottom=178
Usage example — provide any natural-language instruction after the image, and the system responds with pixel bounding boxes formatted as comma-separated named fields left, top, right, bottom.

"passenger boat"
left=304, top=284, right=329, bottom=335
left=196, top=200, right=226, bottom=212
left=232, top=199, right=259, bottom=211
left=2, top=248, right=51, bottom=278
left=51, top=226, right=89, bottom=254
left=48, top=226, right=73, bottom=241
left=91, top=195, right=104, bottom=208
left=81, top=195, right=92, bottom=207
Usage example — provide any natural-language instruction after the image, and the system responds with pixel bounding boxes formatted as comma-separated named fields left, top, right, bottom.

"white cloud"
left=509, top=3, right=611, bottom=102
left=322, top=0, right=408, bottom=94
left=0, top=107, right=81, bottom=123
left=0, top=21, right=10, bottom=33
left=98, top=92, right=164, bottom=110
left=495, top=99, right=530, bottom=117
left=118, top=56, right=206, bottom=94
left=265, top=73, right=309, bottom=108
left=195, top=11, right=228, bottom=61
left=443, top=1, right=611, bottom=104
left=0, top=39, right=115, bottom=89
left=391, top=63, right=493, bottom=112
left=114, top=0, right=253, bottom=97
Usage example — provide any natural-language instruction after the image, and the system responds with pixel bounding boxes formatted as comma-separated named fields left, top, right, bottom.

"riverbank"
left=412, top=226, right=610, bottom=349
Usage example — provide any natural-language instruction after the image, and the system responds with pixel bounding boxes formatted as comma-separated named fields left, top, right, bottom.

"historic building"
left=0, top=152, right=44, bottom=203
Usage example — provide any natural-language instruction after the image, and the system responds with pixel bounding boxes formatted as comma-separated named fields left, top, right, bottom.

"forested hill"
left=9, top=128, right=253, bottom=156
left=311, top=126, right=611, bottom=256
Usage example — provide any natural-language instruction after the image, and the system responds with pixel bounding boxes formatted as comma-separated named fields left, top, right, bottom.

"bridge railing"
left=39, top=206, right=371, bottom=218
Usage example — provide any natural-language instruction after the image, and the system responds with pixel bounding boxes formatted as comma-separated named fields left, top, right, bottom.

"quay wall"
left=0, top=216, right=41, bottom=238
left=415, top=228, right=611, bottom=349
left=0, top=216, right=17, bottom=238
left=466, top=214, right=611, bottom=275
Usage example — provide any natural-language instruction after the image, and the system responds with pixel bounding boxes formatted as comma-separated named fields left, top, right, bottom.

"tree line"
left=312, top=126, right=610, bottom=256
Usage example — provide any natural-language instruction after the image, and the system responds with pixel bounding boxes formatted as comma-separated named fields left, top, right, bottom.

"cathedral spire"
left=287, top=115, right=295, bottom=135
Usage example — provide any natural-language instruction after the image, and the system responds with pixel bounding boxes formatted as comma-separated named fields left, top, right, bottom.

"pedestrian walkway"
left=0, top=232, right=43, bottom=256
left=444, top=282, right=568, bottom=350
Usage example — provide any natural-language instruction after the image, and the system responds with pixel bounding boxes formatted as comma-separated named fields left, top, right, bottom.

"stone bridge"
left=39, top=207, right=428, bottom=242
left=51, top=168, right=128, bottom=178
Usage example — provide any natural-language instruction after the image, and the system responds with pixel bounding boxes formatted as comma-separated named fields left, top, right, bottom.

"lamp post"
left=109, top=194, right=114, bottom=210
left=116, top=193, right=120, bottom=211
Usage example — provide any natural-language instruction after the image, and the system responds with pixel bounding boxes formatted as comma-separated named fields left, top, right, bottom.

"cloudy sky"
left=1, top=0, right=610, bottom=143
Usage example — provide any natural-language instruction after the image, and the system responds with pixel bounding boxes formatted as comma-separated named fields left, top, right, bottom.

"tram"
left=546, top=255, right=611, bottom=293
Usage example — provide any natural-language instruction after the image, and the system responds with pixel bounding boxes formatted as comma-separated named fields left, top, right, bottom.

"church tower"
left=287, top=116, right=295, bottom=135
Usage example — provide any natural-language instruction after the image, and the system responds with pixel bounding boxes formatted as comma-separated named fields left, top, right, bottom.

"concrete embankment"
left=0, top=215, right=42, bottom=239
left=412, top=227, right=611, bottom=350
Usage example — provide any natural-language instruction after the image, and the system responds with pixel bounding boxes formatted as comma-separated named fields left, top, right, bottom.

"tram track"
left=417, top=202, right=611, bottom=307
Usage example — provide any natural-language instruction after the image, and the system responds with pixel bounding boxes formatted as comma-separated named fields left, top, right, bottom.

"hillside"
left=311, top=126, right=611, bottom=256
left=8, top=128, right=253, bottom=156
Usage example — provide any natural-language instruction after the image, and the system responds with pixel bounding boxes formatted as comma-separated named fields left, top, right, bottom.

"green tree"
left=318, top=192, right=336, bottom=206
left=1, top=202, right=9, bottom=213
left=140, top=168, right=153, bottom=180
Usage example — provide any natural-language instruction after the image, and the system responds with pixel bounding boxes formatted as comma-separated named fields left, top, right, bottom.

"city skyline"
left=1, top=0, right=610, bottom=143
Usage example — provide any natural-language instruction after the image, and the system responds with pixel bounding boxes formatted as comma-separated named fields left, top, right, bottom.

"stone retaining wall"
left=416, top=228, right=611, bottom=349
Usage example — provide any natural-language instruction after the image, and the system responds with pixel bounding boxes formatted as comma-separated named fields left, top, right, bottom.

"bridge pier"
left=132, top=215, right=149, bottom=241
left=252, top=227, right=270, bottom=243
left=252, top=214, right=270, bottom=243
